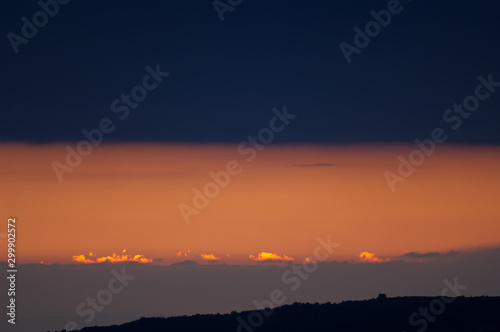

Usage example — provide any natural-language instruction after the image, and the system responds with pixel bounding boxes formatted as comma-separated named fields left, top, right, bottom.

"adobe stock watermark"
left=213, top=0, right=243, bottom=22
left=64, top=267, right=135, bottom=331
left=384, top=73, right=499, bottom=192
left=178, top=106, right=297, bottom=225
left=403, top=277, right=467, bottom=332
left=339, top=0, right=408, bottom=64
left=236, top=235, right=340, bottom=332
left=51, top=64, right=169, bottom=183
left=7, top=0, right=71, bottom=54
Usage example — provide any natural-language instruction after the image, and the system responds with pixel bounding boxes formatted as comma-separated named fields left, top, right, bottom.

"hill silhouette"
left=56, top=295, right=500, bottom=332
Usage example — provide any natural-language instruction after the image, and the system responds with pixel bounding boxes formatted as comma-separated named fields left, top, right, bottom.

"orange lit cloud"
left=72, top=254, right=95, bottom=264
left=200, top=253, right=222, bottom=261
left=359, top=252, right=389, bottom=263
left=177, top=249, right=191, bottom=257
left=72, top=250, right=152, bottom=264
left=249, top=252, right=294, bottom=263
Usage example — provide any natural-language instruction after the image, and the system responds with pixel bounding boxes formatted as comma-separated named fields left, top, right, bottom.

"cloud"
left=290, top=163, right=340, bottom=167
left=169, top=260, right=199, bottom=267
left=200, top=253, right=222, bottom=263
left=72, top=254, right=95, bottom=264
left=399, top=250, right=461, bottom=261
left=72, top=249, right=152, bottom=264
left=403, top=252, right=440, bottom=259
left=176, top=249, right=191, bottom=257
left=249, top=252, right=294, bottom=263
left=443, top=250, right=460, bottom=257
left=359, top=252, right=389, bottom=263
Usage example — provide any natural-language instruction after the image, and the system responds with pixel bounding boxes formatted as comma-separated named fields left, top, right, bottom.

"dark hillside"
left=54, top=296, right=500, bottom=332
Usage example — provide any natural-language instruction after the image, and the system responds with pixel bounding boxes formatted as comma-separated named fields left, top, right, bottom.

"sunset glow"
left=1, top=143, right=500, bottom=265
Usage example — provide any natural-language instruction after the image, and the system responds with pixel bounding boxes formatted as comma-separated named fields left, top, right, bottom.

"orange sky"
left=1, top=143, right=499, bottom=264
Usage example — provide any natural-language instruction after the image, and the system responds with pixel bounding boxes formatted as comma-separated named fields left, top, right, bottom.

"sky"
left=2, top=143, right=500, bottom=266
left=1, top=0, right=500, bottom=331
left=2, top=1, right=500, bottom=144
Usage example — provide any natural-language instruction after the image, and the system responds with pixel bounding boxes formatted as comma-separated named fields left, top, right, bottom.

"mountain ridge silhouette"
left=54, top=295, right=500, bottom=332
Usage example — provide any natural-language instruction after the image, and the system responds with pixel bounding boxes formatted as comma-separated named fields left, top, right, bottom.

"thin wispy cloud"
left=289, top=163, right=345, bottom=167
left=403, top=252, right=440, bottom=259
left=400, top=250, right=460, bottom=260
left=288, top=163, right=387, bottom=168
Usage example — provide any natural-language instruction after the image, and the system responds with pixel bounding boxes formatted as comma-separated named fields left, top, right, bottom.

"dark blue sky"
left=2, top=0, right=500, bottom=143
